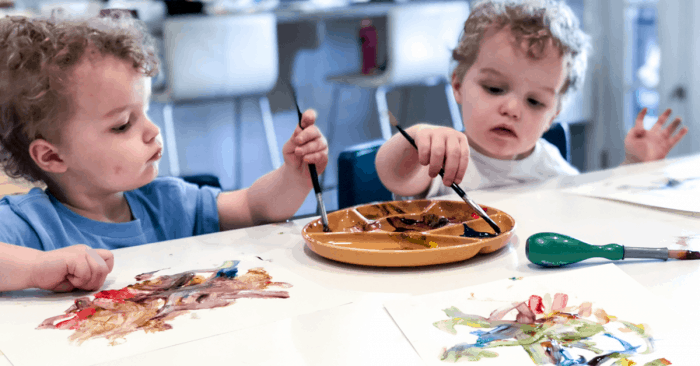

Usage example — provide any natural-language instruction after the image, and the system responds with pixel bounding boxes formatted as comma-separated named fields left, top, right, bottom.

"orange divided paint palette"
left=302, top=200, right=516, bottom=267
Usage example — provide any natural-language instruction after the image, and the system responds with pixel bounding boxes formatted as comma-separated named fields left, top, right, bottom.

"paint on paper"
left=433, top=293, right=669, bottom=365
left=36, top=260, right=291, bottom=345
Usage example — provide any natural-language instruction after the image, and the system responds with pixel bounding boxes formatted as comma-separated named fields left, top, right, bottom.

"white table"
left=2, top=155, right=699, bottom=366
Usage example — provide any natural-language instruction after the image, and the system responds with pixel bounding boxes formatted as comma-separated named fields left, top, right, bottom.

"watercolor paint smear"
left=385, top=264, right=689, bottom=366
left=0, top=256, right=353, bottom=366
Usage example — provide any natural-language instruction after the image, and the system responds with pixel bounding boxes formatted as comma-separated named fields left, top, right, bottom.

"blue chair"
left=182, top=174, right=222, bottom=189
left=337, top=122, right=570, bottom=210
left=542, top=121, right=571, bottom=163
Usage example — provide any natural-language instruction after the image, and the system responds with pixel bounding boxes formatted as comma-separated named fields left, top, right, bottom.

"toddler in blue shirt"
left=0, top=13, right=328, bottom=292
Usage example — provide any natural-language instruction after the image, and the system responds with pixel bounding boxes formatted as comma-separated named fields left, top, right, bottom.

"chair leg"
left=162, top=102, right=181, bottom=177
left=375, top=85, right=392, bottom=140
left=258, top=96, right=282, bottom=169
left=445, top=82, right=463, bottom=131
left=233, top=99, right=243, bottom=190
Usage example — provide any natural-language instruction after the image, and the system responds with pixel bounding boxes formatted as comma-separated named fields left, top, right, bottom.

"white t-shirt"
left=400, top=138, right=579, bottom=199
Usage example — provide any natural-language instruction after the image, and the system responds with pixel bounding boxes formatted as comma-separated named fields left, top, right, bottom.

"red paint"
left=94, top=287, right=135, bottom=303
left=471, top=213, right=479, bottom=219
left=55, top=317, right=80, bottom=330
left=528, top=295, right=544, bottom=314
left=76, top=307, right=96, bottom=320
left=552, top=293, right=569, bottom=312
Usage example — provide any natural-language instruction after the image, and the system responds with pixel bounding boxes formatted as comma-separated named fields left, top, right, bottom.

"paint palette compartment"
left=302, top=200, right=516, bottom=267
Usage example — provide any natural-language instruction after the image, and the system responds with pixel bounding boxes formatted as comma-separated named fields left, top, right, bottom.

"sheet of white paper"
left=565, top=155, right=700, bottom=213
left=385, top=264, right=686, bottom=366
left=0, top=255, right=353, bottom=366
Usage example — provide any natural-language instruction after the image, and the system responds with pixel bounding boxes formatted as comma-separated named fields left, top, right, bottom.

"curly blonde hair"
left=0, top=12, right=159, bottom=184
left=452, top=0, right=591, bottom=110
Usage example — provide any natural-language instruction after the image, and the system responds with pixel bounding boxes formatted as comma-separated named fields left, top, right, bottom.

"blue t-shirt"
left=0, top=177, right=221, bottom=251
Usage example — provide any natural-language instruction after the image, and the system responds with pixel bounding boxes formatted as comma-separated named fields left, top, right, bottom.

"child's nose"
left=499, top=98, right=521, bottom=120
left=144, top=118, right=161, bottom=143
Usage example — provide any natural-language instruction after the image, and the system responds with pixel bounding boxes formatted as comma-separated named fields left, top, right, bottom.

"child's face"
left=56, top=54, right=162, bottom=194
left=452, top=26, right=565, bottom=160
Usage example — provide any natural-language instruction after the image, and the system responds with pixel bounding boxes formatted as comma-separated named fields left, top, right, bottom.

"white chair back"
left=387, top=1, right=469, bottom=86
left=163, top=13, right=279, bottom=101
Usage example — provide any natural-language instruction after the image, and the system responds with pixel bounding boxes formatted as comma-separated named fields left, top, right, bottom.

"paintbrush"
left=291, top=89, right=330, bottom=232
left=387, top=112, right=501, bottom=235
left=526, top=232, right=700, bottom=267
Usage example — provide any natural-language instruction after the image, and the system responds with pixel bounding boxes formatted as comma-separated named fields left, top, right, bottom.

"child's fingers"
left=95, top=249, right=115, bottom=272
left=428, top=136, right=446, bottom=179
left=302, top=150, right=329, bottom=166
left=51, top=279, right=75, bottom=293
left=633, top=107, right=648, bottom=129
left=294, top=126, right=324, bottom=146
left=454, top=138, right=470, bottom=185
left=651, top=108, right=673, bottom=131
left=669, top=126, right=689, bottom=147
left=662, top=117, right=682, bottom=136
left=299, top=109, right=317, bottom=130
left=295, top=138, right=327, bottom=156
left=71, top=247, right=109, bottom=290
left=416, top=133, right=431, bottom=166
left=442, top=136, right=462, bottom=185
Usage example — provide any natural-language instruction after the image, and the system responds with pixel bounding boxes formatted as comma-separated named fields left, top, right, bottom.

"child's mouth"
left=491, top=126, right=517, bottom=138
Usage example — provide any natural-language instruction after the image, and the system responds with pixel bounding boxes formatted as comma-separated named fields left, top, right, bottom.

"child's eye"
left=112, top=121, right=131, bottom=133
left=527, top=98, right=544, bottom=108
left=483, top=86, right=504, bottom=95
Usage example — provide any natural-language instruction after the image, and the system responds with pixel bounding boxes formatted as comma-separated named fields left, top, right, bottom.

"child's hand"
left=31, top=245, right=114, bottom=292
left=413, top=125, right=470, bottom=186
left=282, top=109, right=329, bottom=176
left=624, top=108, right=688, bottom=164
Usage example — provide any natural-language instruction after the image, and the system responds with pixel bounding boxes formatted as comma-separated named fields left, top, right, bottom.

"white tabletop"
left=1, top=155, right=699, bottom=366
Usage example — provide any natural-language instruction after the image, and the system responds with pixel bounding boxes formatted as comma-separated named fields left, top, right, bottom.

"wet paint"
left=433, top=293, right=667, bottom=365
left=461, top=223, right=497, bottom=238
left=37, top=260, right=292, bottom=345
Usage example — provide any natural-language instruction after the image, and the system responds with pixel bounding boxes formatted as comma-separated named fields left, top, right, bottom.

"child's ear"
left=451, top=72, right=463, bottom=104
left=29, top=139, right=67, bottom=174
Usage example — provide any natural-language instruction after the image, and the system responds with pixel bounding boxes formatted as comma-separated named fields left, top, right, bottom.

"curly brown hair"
left=0, top=12, right=159, bottom=184
left=452, top=0, right=591, bottom=111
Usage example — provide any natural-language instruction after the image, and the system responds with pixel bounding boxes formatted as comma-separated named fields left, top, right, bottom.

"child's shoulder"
left=1, top=187, right=51, bottom=209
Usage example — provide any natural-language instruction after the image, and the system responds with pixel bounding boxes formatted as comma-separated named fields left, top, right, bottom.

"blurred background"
left=1, top=0, right=697, bottom=218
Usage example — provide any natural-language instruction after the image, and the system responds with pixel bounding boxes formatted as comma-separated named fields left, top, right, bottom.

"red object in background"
left=360, top=19, right=377, bottom=75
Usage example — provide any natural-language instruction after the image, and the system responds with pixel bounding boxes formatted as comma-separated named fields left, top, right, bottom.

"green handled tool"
left=526, top=232, right=700, bottom=267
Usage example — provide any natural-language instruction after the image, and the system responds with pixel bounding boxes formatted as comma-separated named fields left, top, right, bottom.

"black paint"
left=461, top=223, right=497, bottom=238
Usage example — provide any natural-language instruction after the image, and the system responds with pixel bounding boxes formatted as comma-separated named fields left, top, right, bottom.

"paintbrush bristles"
left=668, top=249, right=700, bottom=260
left=388, top=111, right=400, bottom=127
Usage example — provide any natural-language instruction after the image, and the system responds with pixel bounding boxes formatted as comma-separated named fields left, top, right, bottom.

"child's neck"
left=48, top=184, right=134, bottom=223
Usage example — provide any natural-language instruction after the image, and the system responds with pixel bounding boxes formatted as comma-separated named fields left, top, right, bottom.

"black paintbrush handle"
left=308, top=164, right=322, bottom=194
left=394, top=125, right=501, bottom=234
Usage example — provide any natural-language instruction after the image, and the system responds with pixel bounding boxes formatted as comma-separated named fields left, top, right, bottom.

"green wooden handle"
left=526, top=232, right=624, bottom=267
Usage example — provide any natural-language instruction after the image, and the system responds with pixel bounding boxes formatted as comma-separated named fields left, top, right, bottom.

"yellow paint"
left=428, top=241, right=438, bottom=248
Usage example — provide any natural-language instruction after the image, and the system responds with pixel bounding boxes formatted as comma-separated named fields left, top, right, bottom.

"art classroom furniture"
left=159, top=13, right=280, bottom=188
left=1, top=154, right=698, bottom=366
left=325, top=1, right=470, bottom=141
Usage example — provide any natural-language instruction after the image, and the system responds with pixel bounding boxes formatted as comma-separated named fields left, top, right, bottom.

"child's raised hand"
left=624, top=108, right=688, bottom=164
left=413, top=124, right=470, bottom=186
left=31, top=245, right=114, bottom=292
left=282, top=109, right=329, bottom=175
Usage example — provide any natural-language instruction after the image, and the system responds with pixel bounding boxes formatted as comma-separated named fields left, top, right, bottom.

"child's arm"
left=217, top=109, right=329, bottom=231
left=623, top=108, right=688, bottom=165
left=0, top=243, right=114, bottom=292
left=375, top=124, right=470, bottom=197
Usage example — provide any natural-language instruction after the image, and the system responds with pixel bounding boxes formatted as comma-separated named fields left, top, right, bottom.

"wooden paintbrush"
left=291, top=89, right=330, bottom=232
left=387, top=112, right=501, bottom=235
